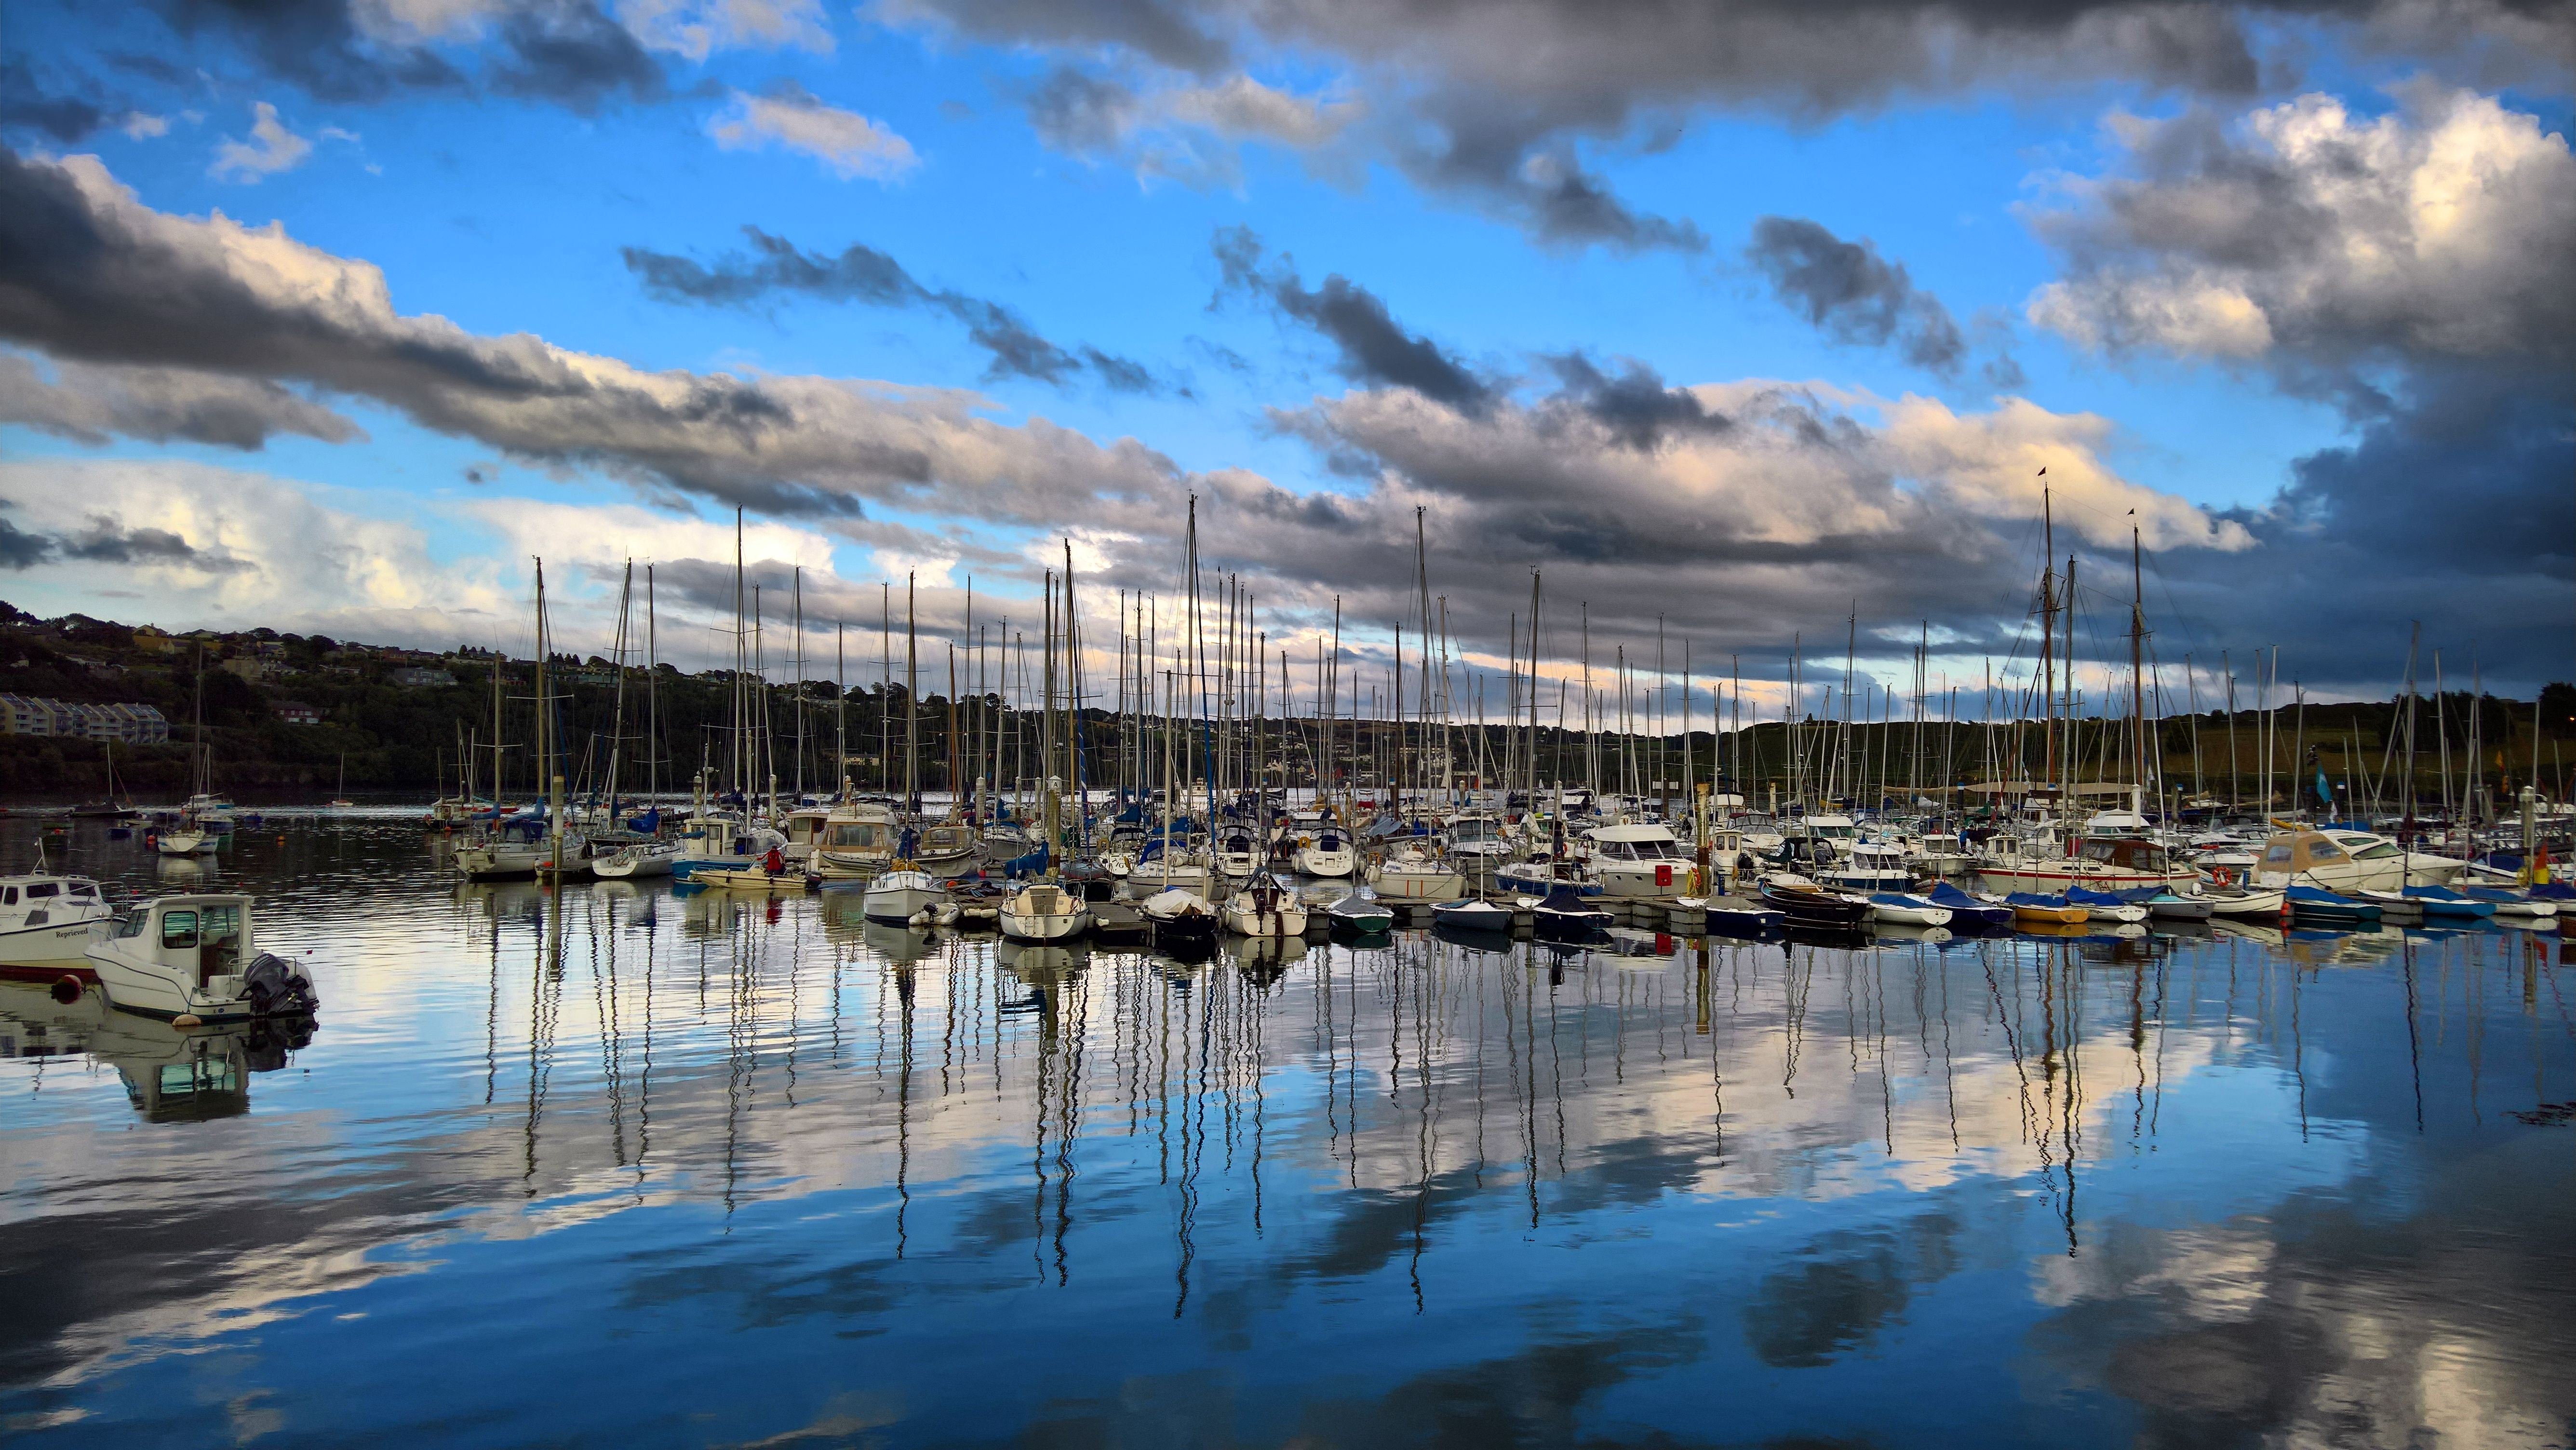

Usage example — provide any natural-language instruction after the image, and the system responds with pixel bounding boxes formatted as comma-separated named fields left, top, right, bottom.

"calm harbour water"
left=2, top=816, right=2572, bottom=1449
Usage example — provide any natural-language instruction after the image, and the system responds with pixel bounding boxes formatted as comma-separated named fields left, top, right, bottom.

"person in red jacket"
left=762, top=846, right=786, bottom=875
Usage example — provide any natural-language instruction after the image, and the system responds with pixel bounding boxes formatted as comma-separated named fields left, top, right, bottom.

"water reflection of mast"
left=525, top=879, right=567, bottom=1195
left=2402, top=937, right=2425, bottom=1131
left=894, top=958, right=915, bottom=1258
left=593, top=895, right=629, bottom=1168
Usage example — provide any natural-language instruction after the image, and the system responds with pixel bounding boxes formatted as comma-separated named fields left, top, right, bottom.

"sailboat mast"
left=905, top=571, right=919, bottom=813
left=2131, top=523, right=2147, bottom=809
left=646, top=564, right=659, bottom=806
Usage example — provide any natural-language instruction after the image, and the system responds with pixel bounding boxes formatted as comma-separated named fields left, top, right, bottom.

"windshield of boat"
left=115, top=910, right=148, bottom=938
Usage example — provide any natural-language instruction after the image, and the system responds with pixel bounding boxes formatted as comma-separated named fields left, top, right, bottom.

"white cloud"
left=120, top=112, right=170, bottom=141
left=707, top=86, right=917, bottom=180
left=458, top=497, right=839, bottom=576
left=209, top=102, right=314, bottom=184
left=2027, top=89, right=2576, bottom=369
left=0, top=459, right=510, bottom=644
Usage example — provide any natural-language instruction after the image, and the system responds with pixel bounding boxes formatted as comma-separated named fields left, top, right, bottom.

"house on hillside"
left=274, top=702, right=324, bottom=726
left=389, top=666, right=456, bottom=688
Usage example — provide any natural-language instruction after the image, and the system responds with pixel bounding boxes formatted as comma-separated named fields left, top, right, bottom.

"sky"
left=0, top=0, right=2568, bottom=712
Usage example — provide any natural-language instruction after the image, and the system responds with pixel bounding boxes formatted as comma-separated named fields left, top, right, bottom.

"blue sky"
left=0, top=0, right=2567, bottom=699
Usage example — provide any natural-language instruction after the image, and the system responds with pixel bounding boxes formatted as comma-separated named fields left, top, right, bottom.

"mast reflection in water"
left=1, top=819, right=2571, bottom=1448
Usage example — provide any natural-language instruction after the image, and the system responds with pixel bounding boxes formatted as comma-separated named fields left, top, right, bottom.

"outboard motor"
left=242, top=953, right=322, bottom=1017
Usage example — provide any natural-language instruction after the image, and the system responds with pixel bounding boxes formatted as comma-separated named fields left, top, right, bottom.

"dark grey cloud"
left=0, top=353, right=362, bottom=449
left=152, top=0, right=661, bottom=112
left=2025, top=89, right=2574, bottom=662
left=485, top=1, right=665, bottom=112
left=0, top=506, right=252, bottom=573
left=1021, top=65, right=1140, bottom=152
left=1213, top=226, right=1494, bottom=410
left=1747, top=215, right=1967, bottom=375
left=623, top=227, right=1164, bottom=393
left=158, top=0, right=468, bottom=103
left=0, top=516, right=52, bottom=570
left=0, top=58, right=116, bottom=143
left=879, top=0, right=2571, bottom=252
left=1541, top=352, right=1733, bottom=451
left=0, top=144, right=1192, bottom=523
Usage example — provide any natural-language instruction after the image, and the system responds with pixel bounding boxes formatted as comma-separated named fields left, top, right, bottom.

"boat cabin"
left=1585, top=824, right=1687, bottom=861
left=1, top=873, right=106, bottom=922
left=108, top=895, right=255, bottom=993
left=2073, top=836, right=2177, bottom=872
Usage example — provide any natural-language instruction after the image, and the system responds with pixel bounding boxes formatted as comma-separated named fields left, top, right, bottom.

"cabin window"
left=2351, top=843, right=2400, bottom=861
left=1, top=887, right=13, bottom=905
left=68, top=884, right=94, bottom=897
left=161, top=910, right=200, bottom=950
left=2263, top=845, right=2295, bottom=865
left=27, top=883, right=56, bottom=899
left=115, top=911, right=148, bottom=938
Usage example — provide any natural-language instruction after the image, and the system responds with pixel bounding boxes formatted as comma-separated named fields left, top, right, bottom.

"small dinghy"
left=692, top=865, right=806, bottom=892
left=2285, top=884, right=2380, bottom=924
left=1531, top=883, right=1614, bottom=940
left=1139, top=888, right=1220, bottom=945
left=2143, top=890, right=2214, bottom=921
left=1429, top=898, right=1515, bottom=933
left=1925, top=881, right=2014, bottom=930
left=1325, top=888, right=1394, bottom=934
left=1865, top=892, right=1953, bottom=927
left=1757, top=874, right=1871, bottom=929
left=2004, top=892, right=2089, bottom=925
left=1700, top=894, right=1786, bottom=936
left=2460, top=886, right=2558, bottom=919
left=2401, top=884, right=2495, bottom=918
left=2066, top=886, right=2149, bottom=924
left=2201, top=885, right=2287, bottom=916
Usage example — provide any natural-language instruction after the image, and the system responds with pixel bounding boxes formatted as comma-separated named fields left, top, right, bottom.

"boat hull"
left=1369, top=864, right=1466, bottom=901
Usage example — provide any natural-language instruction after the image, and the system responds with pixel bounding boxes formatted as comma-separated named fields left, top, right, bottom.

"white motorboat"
left=1097, top=848, right=1137, bottom=879
left=590, top=840, right=680, bottom=879
left=1221, top=874, right=1308, bottom=938
left=862, top=869, right=950, bottom=926
left=87, top=894, right=320, bottom=1023
left=1000, top=880, right=1089, bottom=941
left=0, top=869, right=116, bottom=976
left=1583, top=822, right=1694, bottom=900
left=1368, top=846, right=1466, bottom=901
left=2251, top=829, right=2471, bottom=893
left=1817, top=840, right=1917, bottom=892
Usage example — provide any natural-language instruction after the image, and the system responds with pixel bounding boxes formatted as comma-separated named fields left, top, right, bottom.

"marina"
left=0, top=814, right=2568, bottom=1445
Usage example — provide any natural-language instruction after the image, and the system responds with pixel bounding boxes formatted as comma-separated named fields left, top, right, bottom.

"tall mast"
left=604, top=559, right=633, bottom=814
left=904, top=571, right=919, bottom=813
left=2039, top=475, right=2056, bottom=808
left=792, top=566, right=806, bottom=802
left=2131, top=522, right=2148, bottom=807
left=732, top=507, right=746, bottom=804
left=646, top=564, right=659, bottom=805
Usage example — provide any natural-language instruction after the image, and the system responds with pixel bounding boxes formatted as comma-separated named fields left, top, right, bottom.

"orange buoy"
left=51, top=976, right=82, bottom=1005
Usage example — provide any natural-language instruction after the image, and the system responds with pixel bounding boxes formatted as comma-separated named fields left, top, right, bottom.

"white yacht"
left=1817, top=839, right=1917, bottom=891
left=779, top=804, right=835, bottom=863
left=1444, top=812, right=1515, bottom=863
left=1367, top=845, right=1466, bottom=901
left=999, top=880, right=1089, bottom=941
left=0, top=871, right=116, bottom=975
left=1221, top=873, right=1309, bottom=938
left=1292, top=819, right=1356, bottom=878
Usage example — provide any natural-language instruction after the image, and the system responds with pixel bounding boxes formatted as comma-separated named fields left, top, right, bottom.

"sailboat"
left=157, top=653, right=221, bottom=856
left=328, top=752, right=353, bottom=809
left=71, top=738, right=138, bottom=820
